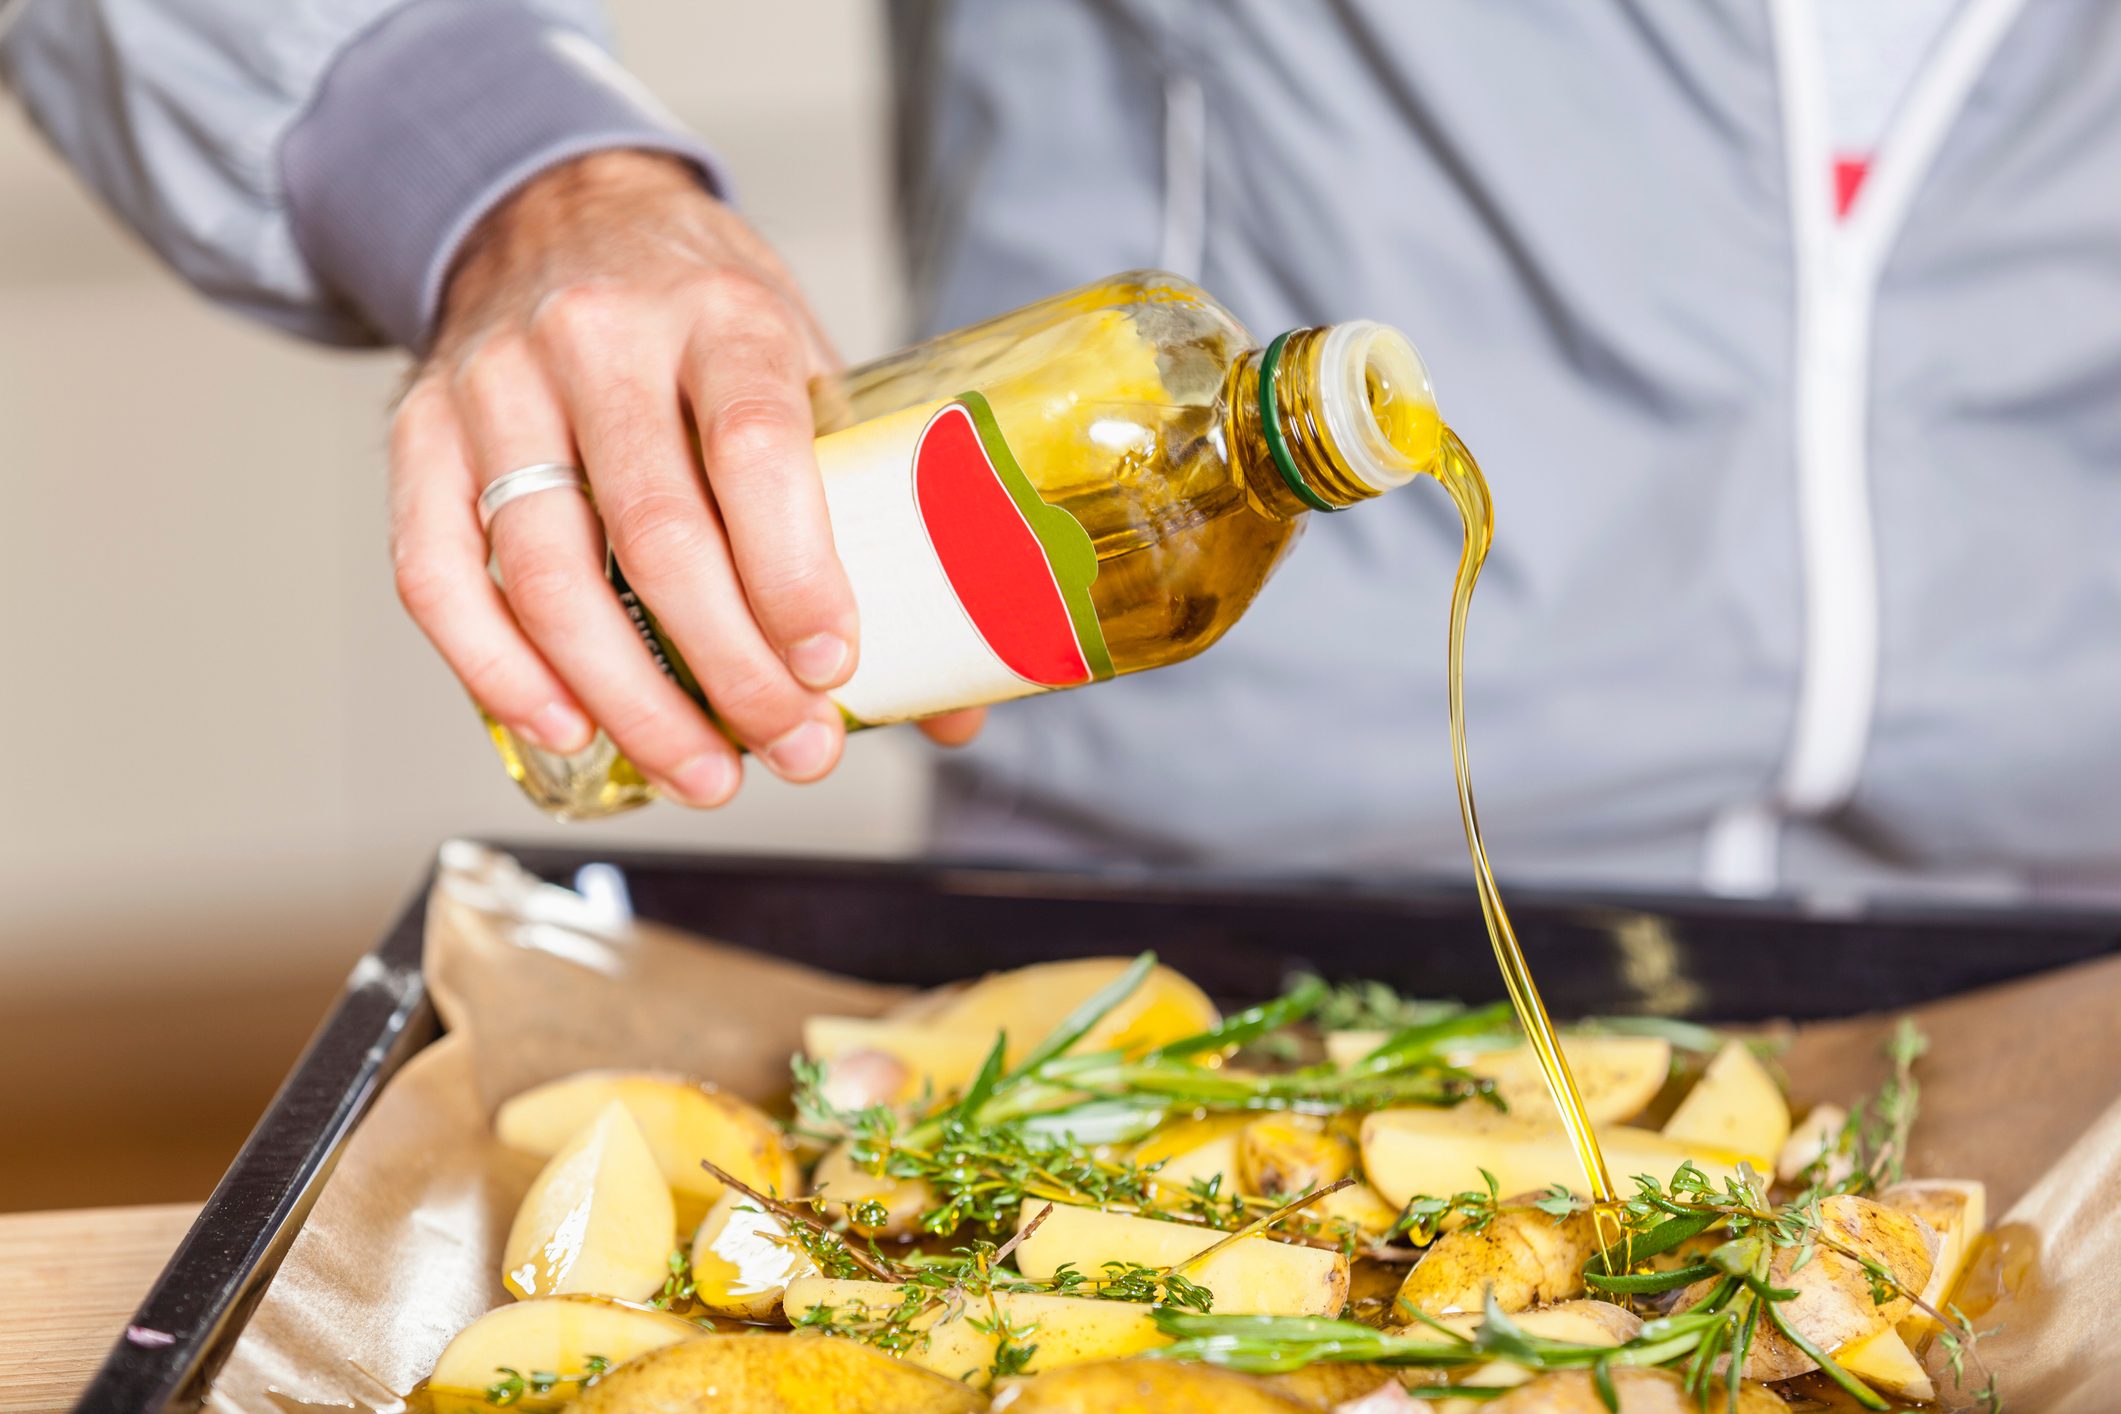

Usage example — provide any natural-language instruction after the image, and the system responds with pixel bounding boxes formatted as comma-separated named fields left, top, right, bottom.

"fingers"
left=918, top=708, right=988, bottom=748
left=679, top=272, right=859, bottom=688
left=530, top=282, right=845, bottom=781
left=451, top=333, right=742, bottom=807
left=387, top=384, right=592, bottom=754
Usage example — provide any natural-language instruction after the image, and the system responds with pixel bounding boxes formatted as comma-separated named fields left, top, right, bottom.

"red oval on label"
left=914, top=404, right=1093, bottom=688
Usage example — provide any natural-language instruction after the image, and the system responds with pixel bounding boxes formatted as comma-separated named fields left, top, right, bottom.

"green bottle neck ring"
left=1259, top=330, right=1342, bottom=514
left=1259, top=320, right=1439, bottom=514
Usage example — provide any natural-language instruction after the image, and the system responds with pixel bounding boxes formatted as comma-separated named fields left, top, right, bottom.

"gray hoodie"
left=6, top=0, right=2118, bottom=900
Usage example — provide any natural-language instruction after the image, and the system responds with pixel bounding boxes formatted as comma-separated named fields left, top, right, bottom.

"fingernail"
left=523, top=703, right=591, bottom=754
left=664, top=751, right=740, bottom=807
left=762, top=719, right=836, bottom=779
left=786, top=633, right=850, bottom=689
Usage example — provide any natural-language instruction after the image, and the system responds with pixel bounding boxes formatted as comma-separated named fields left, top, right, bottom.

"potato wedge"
left=1880, top=1178, right=1986, bottom=1342
left=1134, top=1114, right=1255, bottom=1172
left=1659, top=1042, right=1788, bottom=1168
left=929, top=957, right=1219, bottom=1062
left=802, top=1017, right=996, bottom=1102
left=811, top=1138, right=933, bottom=1238
left=427, top=1296, right=699, bottom=1413
left=1360, top=1106, right=1744, bottom=1211
left=1394, top=1209, right=1602, bottom=1318
left=1325, top=1035, right=1671, bottom=1127
left=1424, top=1302, right=1643, bottom=1414
left=1012, top=1201, right=1348, bottom=1316
left=1236, top=1114, right=1358, bottom=1199
left=783, top=1277, right=1167, bottom=1377
left=568, top=1333, right=985, bottom=1413
left=497, top=1071, right=799, bottom=1225
left=503, top=1101, right=675, bottom=1301
left=990, top=1358, right=1319, bottom=1413
left=690, top=1188, right=817, bottom=1320
left=1484, top=1366, right=1785, bottom=1413
left=1775, top=1102, right=1850, bottom=1183
left=1836, top=1326, right=1936, bottom=1403
left=1144, top=1134, right=1243, bottom=1200
left=1681, top=1193, right=1938, bottom=1380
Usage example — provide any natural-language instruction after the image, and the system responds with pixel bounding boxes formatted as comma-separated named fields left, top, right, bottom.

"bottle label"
left=613, top=391, right=1113, bottom=728
left=819, top=391, right=1112, bottom=723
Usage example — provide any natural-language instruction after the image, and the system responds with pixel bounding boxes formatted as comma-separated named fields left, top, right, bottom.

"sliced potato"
left=783, top=1277, right=1166, bottom=1377
left=1776, top=1102, right=1851, bottom=1182
left=1360, top=1106, right=1745, bottom=1211
left=568, top=1333, right=985, bottom=1413
left=1394, top=1208, right=1602, bottom=1318
left=1309, top=1181, right=1402, bottom=1241
left=1433, top=1298, right=1642, bottom=1347
left=990, top=1358, right=1318, bottom=1413
left=1133, top=1114, right=1254, bottom=1172
left=1236, top=1114, right=1358, bottom=1198
left=497, top=1071, right=799, bottom=1225
left=1682, top=1193, right=1938, bottom=1380
left=1425, top=1302, right=1643, bottom=1413
left=1880, top=1178, right=1986, bottom=1342
left=928, top=957, right=1219, bottom=1063
left=1484, top=1366, right=1784, bottom=1413
left=1836, top=1326, right=1936, bottom=1403
left=1324, top=1035, right=1671, bottom=1127
left=1659, top=1042, right=1788, bottom=1168
left=802, top=1016, right=996, bottom=1101
left=811, top=1138, right=933, bottom=1238
left=690, top=1188, right=818, bottom=1320
left=427, top=1296, right=698, bottom=1413
left=1011, top=1200, right=1348, bottom=1316
left=503, top=1101, right=675, bottom=1301
left=1144, top=1133, right=1242, bottom=1200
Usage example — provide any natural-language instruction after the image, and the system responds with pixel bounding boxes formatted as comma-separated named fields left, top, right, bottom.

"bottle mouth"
left=1317, top=320, right=1441, bottom=495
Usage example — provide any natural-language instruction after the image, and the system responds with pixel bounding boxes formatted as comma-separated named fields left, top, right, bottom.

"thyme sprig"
left=482, top=1355, right=610, bottom=1407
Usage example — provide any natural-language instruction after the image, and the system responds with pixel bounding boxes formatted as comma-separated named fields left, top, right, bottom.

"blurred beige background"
left=0, top=2, right=925, bottom=1211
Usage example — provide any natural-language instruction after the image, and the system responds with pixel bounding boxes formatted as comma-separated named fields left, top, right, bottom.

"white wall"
left=0, top=1, right=923, bottom=1209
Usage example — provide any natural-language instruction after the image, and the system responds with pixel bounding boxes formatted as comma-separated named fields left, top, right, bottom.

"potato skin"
left=1393, top=1207, right=1600, bottom=1318
left=1486, top=1366, right=1784, bottom=1413
left=1236, top=1115, right=1358, bottom=1199
left=567, top=1334, right=985, bottom=1413
left=1679, top=1194, right=1939, bottom=1381
left=990, top=1358, right=1320, bottom=1413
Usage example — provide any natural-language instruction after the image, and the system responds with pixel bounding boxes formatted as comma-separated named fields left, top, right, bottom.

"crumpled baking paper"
left=206, top=843, right=2121, bottom=1412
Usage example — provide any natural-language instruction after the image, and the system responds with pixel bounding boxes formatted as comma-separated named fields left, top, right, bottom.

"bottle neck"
left=1232, top=320, right=1443, bottom=519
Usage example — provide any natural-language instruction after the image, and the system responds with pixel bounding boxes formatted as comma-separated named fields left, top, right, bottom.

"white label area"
left=820, top=399, right=1052, bottom=724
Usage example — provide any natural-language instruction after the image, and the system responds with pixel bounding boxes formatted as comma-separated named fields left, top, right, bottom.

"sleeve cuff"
left=280, top=0, right=726, bottom=351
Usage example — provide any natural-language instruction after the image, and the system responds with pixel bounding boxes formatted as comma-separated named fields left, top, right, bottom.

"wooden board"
left=0, top=1204, right=197, bottom=1413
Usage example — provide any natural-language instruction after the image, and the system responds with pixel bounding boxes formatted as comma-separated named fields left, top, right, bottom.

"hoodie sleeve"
left=0, top=0, right=724, bottom=349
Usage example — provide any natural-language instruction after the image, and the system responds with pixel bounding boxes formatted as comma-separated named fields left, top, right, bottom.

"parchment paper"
left=207, top=843, right=2121, bottom=1412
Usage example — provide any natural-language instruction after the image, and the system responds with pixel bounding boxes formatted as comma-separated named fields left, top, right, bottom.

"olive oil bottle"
left=489, top=270, right=1445, bottom=820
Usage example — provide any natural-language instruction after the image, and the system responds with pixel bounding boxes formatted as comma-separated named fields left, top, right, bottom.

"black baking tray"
left=78, top=844, right=2121, bottom=1412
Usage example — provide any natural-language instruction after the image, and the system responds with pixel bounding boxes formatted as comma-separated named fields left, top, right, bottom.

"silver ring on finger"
left=478, top=462, right=589, bottom=534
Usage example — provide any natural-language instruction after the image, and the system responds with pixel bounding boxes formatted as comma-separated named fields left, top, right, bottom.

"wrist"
left=441, top=150, right=711, bottom=332
left=280, top=0, right=723, bottom=351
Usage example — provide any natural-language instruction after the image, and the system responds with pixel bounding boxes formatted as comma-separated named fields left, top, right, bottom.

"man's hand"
left=388, top=151, right=981, bottom=809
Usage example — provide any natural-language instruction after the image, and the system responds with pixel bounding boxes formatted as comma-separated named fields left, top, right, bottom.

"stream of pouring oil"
left=1433, top=428, right=1624, bottom=1250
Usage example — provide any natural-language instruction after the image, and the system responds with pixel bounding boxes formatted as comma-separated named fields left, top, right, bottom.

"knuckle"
left=606, top=490, right=714, bottom=573
left=502, top=554, right=585, bottom=632
left=689, top=266, right=775, bottom=318
left=597, top=700, right=694, bottom=769
left=449, top=332, right=535, bottom=410
left=747, top=554, right=841, bottom=620
left=706, top=658, right=796, bottom=728
left=529, top=282, right=627, bottom=348
left=391, top=547, right=455, bottom=621
left=701, top=398, right=800, bottom=475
